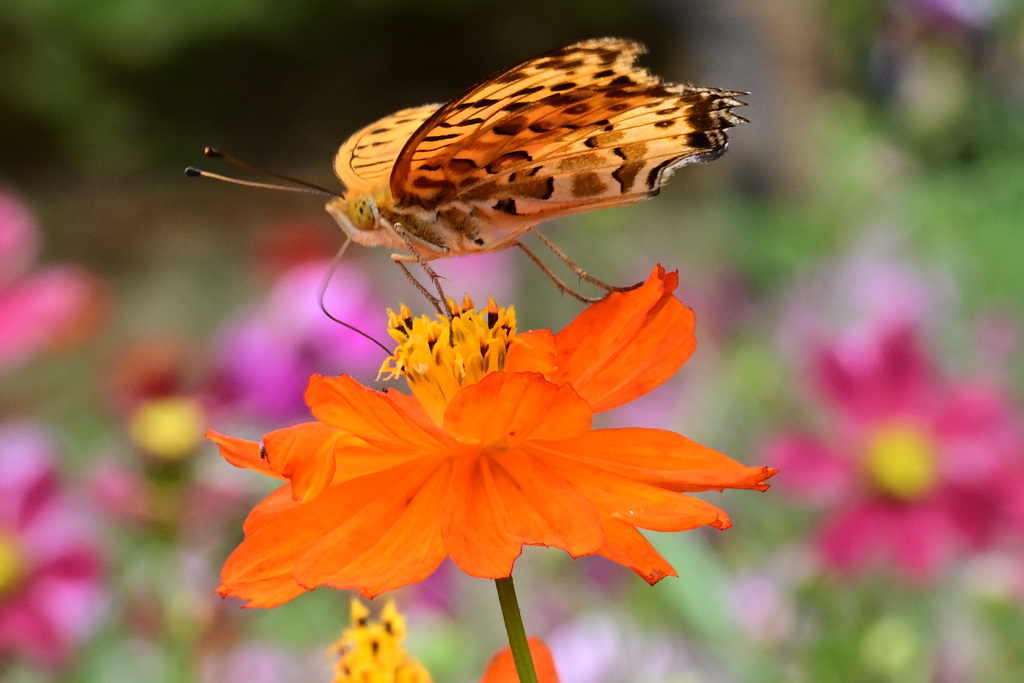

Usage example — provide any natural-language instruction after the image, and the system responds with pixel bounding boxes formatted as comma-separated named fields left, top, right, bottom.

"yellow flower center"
left=128, top=397, right=205, bottom=460
left=0, top=531, right=26, bottom=599
left=329, top=599, right=433, bottom=683
left=380, top=296, right=516, bottom=425
left=864, top=422, right=938, bottom=501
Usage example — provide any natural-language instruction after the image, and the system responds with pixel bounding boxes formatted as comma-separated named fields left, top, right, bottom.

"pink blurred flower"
left=547, top=613, right=719, bottom=683
left=768, top=324, right=1024, bottom=580
left=0, top=421, right=105, bottom=668
left=209, top=260, right=387, bottom=422
left=427, top=249, right=519, bottom=304
left=777, top=230, right=956, bottom=365
left=200, top=641, right=329, bottom=683
left=0, top=188, right=104, bottom=371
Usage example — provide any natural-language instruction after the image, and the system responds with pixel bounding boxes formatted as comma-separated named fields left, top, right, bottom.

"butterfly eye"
left=347, top=196, right=380, bottom=231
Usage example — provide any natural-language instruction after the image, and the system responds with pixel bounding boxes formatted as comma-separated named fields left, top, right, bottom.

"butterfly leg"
left=394, top=261, right=445, bottom=315
left=514, top=241, right=602, bottom=304
left=390, top=223, right=452, bottom=319
left=529, top=228, right=643, bottom=293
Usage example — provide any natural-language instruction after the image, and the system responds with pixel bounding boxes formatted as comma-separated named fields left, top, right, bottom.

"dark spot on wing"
left=492, top=116, right=529, bottom=136
left=486, top=150, right=532, bottom=174
left=439, top=117, right=485, bottom=128
left=493, top=198, right=518, bottom=215
left=571, top=171, right=607, bottom=197
left=448, top=158, right=478, bottom=174
left=423, top=133, right=461, bottom=142
left=612, top=161, right=644, bottom=193
left=511, top=86, right=544, bottom=98
left=646, top=158, right=675, bottom=189
left=686, top=131, right=713, bottom=149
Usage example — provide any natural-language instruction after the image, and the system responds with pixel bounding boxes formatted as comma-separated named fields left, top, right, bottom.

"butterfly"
left=326, top=37, right=747, bottom=264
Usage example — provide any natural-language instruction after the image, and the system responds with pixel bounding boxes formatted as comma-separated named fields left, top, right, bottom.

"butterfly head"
left=325, top=192, right=386, bottom=246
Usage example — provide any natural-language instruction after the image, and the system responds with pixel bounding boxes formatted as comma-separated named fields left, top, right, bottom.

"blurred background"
left=2, top=0, right=1024, bottom=680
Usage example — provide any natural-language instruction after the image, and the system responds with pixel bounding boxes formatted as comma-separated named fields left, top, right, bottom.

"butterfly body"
left=326, top=38, right=747, bottom=262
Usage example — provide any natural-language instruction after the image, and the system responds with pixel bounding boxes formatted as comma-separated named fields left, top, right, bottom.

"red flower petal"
left=547, top=266, right=696, bottom=413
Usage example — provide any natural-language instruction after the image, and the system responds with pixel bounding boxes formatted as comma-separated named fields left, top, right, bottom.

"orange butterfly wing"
left=387, top=38, right=746, bottom=246
left=334, top=104, right=440, bottom=194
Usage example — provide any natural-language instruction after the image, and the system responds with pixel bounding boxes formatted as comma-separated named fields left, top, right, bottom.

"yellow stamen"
left=329, top=599, right=433, bottom=683
left=864, top=422, right=937, bottom=501
left=380, top=296, right=516, bottom=425
left=0, top=532, right=25, bottom=599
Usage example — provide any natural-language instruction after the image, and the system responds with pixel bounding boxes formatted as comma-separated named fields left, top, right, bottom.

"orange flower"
left=479, top=638, right=559, bottom=683
left=208, top=266, right=776, bottom=607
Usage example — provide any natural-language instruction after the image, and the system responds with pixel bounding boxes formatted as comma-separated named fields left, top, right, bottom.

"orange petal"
left=552, top=428, right=777, bottom=492
left=442, top=448, right=604, bottom=578
left=506, top=329, right=556, bottom=374
left=220, top=459, right=450, bottom=606
left=439, top=452, right=522, bottom=578
left=550, top=266, right=696, bottom=413
left=262, top=422, right=342, bottom=502
left=220, top=469, right=404, bottom=605
left=305, top=374, right=448, bottom=450
left=293, top=458, right=449, bottom=598
left=491, top=450, right=603, bottom=554
left=443, top=372, right=592, bottom=445
left=596, top=517, right=678, bottom=585
left=205, top=430, right=283, bottom=480
left=216, top=574, right=307, bottom=609
left=480, top=638, right=560, bottom=683
left=536, top=447, right=730, bottom=529
left=386, top=387, right=445, bottom=432
left=242, top=485, right=298, bottom=535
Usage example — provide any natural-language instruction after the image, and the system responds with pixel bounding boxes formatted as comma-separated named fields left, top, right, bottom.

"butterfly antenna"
left=185, top=146, right=340, bottom=198
left=318, top=237, right=393, bottom=357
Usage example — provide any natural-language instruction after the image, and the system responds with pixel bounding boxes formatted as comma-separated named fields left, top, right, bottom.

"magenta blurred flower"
left=768, top=324, right=1024, bottom=580
left=0, top=188, right=104, bottom=371
left=209, top=260, right=387, bottom=422
left=0, top=421, right=105, bottom=668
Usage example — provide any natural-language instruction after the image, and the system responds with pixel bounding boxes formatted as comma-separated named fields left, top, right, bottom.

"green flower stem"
left=495, top=575, right=538, bottom=683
